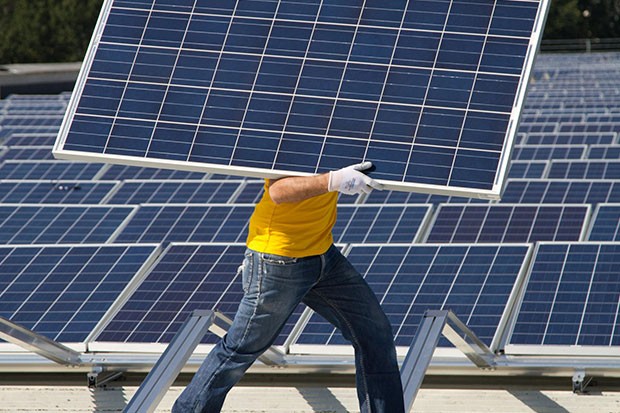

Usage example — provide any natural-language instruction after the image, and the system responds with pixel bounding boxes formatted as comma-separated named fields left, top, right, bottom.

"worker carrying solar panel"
left=172, top=162, right=405, bottom=413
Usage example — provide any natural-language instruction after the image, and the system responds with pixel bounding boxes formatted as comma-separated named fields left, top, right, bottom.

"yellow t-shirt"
left=246, top=180, right=337, bottom=257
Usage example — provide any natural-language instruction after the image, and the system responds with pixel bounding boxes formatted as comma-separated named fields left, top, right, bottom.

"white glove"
left=328, top=162, right=383, bottom=195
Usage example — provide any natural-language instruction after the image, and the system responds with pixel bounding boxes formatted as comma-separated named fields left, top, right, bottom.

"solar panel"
left=502, top=179, right=620, bottom=205
left=548, top=160, right=620, bottom=179
left=362, top=189, right=489, bottom=205
left=1, top=133, right=59, bottom=147
left=587, top=145, right=620, bottom=160
left=333, top=205, right=432, bottom=243
left=94, top=243, right=302, bottom=346
left=587, top=204, right=620, bottom=241
left=0, top=146, right=55, bottom=161
left=510, top=145, right=586, bottom=161
left=559, top=122, right=620, bottom=134
left=0, top=204, right=136, bottom=244
left=54, top=0, right=551, bottom=199
left=0, top=181, right=118, bottom=204
left=0, top=160, right=104, bottom=180
left=507, top=160, right=548, bottom=179
left=98, top=163, right=208, bottom=180
left=424, top=204, right=589, bottom=243
left=293, top=243, right=531, bottom=351
left=0, top=115, right=63, bottom=128
left=508, top=242, right=620, bottom=348
left=0, top=243, right=159, bottom=343
left=112, top=204, right=254, bottom=244
left=104, top=179, right=243, bottom=204
left=521, top=132, right=617, bottom=146
left=0, top=126, right=61, bottom=139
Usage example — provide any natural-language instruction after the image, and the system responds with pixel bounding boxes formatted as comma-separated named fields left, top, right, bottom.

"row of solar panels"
left=3, top=241, right=620, bottom=354
left=2, top=202, right=620, bottom=246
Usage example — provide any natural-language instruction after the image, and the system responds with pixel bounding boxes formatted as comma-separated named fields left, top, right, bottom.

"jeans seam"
left=312, top=289, right=372, bottom=411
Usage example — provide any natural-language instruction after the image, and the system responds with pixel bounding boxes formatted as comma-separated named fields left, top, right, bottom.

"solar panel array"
left=53, top=0, right=550, bottom=198
left=4, top=37, right=620, bottom=373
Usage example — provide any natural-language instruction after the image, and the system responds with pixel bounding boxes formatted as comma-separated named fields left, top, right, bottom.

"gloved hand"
left=328, top=162, right=383, bottom=195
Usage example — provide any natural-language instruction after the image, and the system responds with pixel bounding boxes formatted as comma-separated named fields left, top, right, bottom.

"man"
left=172, top=162, right=406, bottom=413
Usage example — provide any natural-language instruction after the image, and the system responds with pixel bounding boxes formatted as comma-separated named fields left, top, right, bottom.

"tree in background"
left=0, top=0, right=103, bottom=64
left=543, top=0, right=620, bottom=40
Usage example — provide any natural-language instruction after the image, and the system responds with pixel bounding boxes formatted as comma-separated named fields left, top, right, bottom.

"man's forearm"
left=268, top=174, right=330, bottom=204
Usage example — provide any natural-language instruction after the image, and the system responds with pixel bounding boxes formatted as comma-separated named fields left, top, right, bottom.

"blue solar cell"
left=105, top=180, right=243, bottom=204
left=95, top=243, right=302, bottom=345
left=425, top=204, right=589, bottom=243
left=55, top=0, right=549, bottom=197
left=362, top=190, right=488, bottom=205
left=509, top=242, right=620, bottom=346
left=511, top=145, right=586, bottom=161
left=0, top=181, right=118, bottom=204
left=295, top=244, right=530, bottom=348
left=0, top=205, right=135, bottom=244
left=0, top=126, right=61, bottom=139
left=587, top=204, right=620, bottom=241
left=98, top=164, right=208, bottom=180
left=333, top=205, right=431, bottom=243
left=0, top=244, right=158, bottom=343
left=587, top=145, right=620, bottom=160
left=502, top=180, right=620, bottom=205
left=0, top=133, right=58, bottom=146
left=0, top=161, right=104, bottom=180
left=521, top=132, right=616, bottom=146
left=507, top=161, right=548, bottom=179
left=112, top=205, right=254, bottom=244
left=548, top=161, right=620, bottom=179
left=0, top=147, right=55, bottom=161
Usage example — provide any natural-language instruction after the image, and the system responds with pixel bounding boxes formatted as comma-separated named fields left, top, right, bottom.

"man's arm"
left=268, top=162, right=383, bottom=204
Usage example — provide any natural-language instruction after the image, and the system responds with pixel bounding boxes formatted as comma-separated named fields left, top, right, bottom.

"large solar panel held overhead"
left=53, top=0, right=550, bottom=198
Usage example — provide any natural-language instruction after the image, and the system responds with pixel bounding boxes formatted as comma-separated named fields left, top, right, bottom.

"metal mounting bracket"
left=572, top=370, right=593, bottom=394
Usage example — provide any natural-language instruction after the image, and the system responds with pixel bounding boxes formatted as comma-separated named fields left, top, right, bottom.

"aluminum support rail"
left=401, top=310, right=497, bottom=412
left=0, top=315, right=82, bottom=366
left=124, top=309, right=286, bottom=413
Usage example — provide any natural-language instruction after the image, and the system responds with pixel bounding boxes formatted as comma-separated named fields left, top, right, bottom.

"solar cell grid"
left=587, top=145, right=620, bottom=160
left=424, top=204, right=589, bottom=243
left=98, top=163, right=208, bottom=180
left=0, top=160, right=104, bottom=180
left=511, top=145, right=586, bottom=161
left=521, top=132, right=617, bottom=146
left=294, top=243, right=531, bottom=349
left=502, top=179, right=620, bottom=205
left=0, top=133, right=59, bottom=147
left=55, top=0, right=550, bottom=198
left=509, top=242, right=620, bottom=347
left=507, top=161, right=548, bottom=179
left=0, top=146, right=55, bottom=161
left=0, top=204, right=136, bottom=244
left=95, top=243, right=302, bottom=345
left=0, top=181, right=118, bottom=204
left=104, top=179, right=243, bottom=204
left=548, top=160, right=620, bottom=180
left=587, top=204, right=620, bottom=241
left=0, top=244, right=159, bottom=343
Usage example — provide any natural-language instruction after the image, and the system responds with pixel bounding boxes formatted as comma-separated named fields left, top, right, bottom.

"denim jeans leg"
left=302, top=246, right=405, bottom=413
left=172, top=249, right=321, bottom=413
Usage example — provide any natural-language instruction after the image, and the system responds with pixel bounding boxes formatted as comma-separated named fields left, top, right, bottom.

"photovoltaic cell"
left=0, top=181, right=118, bottom=204
left=54, top=0, right=550, bottom=198
left=548, top=161, right=620, bottom=179
left=509, top=242, right=620, bottom=346
left=95, top=243, right=301, bottom=345
left=105, top=180, right=243, bottom=204
left=0, top=160, right=104, bottom=180
left=587, top=204, right=620, bottom=241
left=507, top=161, right=548, bottom=179
left=502, top=180, right=620, bottom=205
left=0, top=147, right=55, bottom=161
left=0, top=205, right=135, bottom=244
left=0, top=244, right=158, bottom=343
left=425, top=204, right=589, bottom=243
left=112, top=204, right=254, bottom=244
left=98, top=164, right=208, bottom=180
left=510, top=145, right=586, bottom=161
left=1, top=133, right=59, bottom=147
left=295, top=244, right=530, bottom=349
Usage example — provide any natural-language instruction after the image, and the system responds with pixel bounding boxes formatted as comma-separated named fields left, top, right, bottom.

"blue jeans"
left=172, top=245, right=405, bottom=413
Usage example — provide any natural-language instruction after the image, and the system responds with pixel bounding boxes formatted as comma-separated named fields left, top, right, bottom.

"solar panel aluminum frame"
left=421, top=203, right=592, bottom=244
left=88, top=242, right=248, bottom=354
left=0, top=243, right=162, bottom=352
left=504, top=241, right=620, bottom=357
left=53, top=0, right=552, bottom=200
left=288, top=243, right=534, bottom=358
